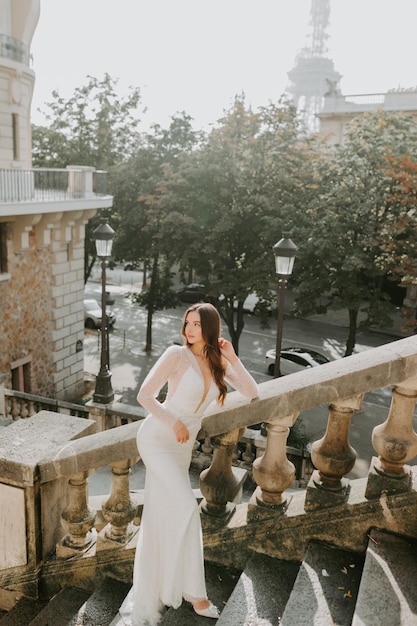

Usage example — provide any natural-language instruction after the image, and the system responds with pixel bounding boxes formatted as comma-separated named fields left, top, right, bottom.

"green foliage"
left=127, top=272, right=178, bottom=311
left=293, top=110, right=417, bottom=354
left=32, top=75, right=417, bottom=356
left=32, top=74, right=143, bottom=169
left=168, top=95, right=321, bottom=351
left=110, top=113, right=204, bottom=350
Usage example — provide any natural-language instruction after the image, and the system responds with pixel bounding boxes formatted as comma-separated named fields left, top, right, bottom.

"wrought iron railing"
left=0, top=168, right=108, bottom=202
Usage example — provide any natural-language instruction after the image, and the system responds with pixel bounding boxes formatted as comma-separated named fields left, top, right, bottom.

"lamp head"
left=273, top=232, right=297, bottom=276
left=93, top=219, right=115, bottom=258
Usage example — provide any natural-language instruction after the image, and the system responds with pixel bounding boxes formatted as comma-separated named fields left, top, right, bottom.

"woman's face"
left=184, top=310, right=204, bottom=348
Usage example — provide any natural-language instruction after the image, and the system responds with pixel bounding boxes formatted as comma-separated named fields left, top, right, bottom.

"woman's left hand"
left=218, top=337, right=238, bottom=364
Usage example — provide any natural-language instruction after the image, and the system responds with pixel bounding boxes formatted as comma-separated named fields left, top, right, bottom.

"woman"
left=119, top=302, right=258, bottom=626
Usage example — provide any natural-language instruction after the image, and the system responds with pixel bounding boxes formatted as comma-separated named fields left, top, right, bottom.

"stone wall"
left=50, top=222, right=86, bottom=400
left=0, top=211, right=93, bottom=401
left=2, top=227, right=54, bottom=396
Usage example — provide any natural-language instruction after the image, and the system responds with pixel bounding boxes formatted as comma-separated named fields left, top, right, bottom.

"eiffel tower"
left=287, top=0, right=341, bottom=131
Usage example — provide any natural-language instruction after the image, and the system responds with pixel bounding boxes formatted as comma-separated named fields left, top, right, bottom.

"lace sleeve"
left=225, top=358, right=259, bottom=399
left=136, top=345, right=182, bottom=426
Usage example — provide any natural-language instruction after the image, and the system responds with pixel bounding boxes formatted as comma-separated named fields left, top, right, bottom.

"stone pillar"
left=97, top=459, right=137, bottom=548
left=0, top=411, right=95, bottom=597
left=366, top=377, right=417, bottom=498
left=58, top=471, right=96, bottom=554
left=249, top=414, right=298, bottom=511
left=67, top=165, right=95, bottom=199
left=199, top=428, right=245, bottom=522
left=305, top=395, right=361, bottom=511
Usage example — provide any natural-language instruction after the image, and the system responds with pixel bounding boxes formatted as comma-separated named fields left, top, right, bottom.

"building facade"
left=318, top=88, right=417, bottom=145
left=0, top=0, right=113, bottom=400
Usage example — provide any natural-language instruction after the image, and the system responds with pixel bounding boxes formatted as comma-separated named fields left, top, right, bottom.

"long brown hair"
left=182, top=303, right=228, bottom=405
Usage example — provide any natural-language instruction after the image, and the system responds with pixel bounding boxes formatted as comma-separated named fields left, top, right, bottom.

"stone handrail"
left=1, top=334, right=417, bottom=594
left=33, top=335, right=417, bottom=545
left=3, top=388, right=146, bottom=430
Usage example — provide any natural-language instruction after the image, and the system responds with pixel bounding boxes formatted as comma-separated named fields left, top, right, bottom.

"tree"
left=111, top=113, right=204, bottom=351
left=32, top=73, right=143, bottom=169
left=174, top=95, right=323, bottom=353
left=31, top=74, right=144, bottom=282
left=379, top=153, right=417, bottom=332
left=293, top=111, right=417, bottom=355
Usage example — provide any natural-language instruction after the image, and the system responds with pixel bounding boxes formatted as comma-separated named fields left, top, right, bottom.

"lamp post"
left=273, top=233, right=297, bottom=378
left=92, top=219, right=115, bottom=404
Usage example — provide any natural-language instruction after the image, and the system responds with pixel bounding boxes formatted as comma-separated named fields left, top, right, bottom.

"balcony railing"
left=321, top=90, right=417, bottom=114
left=1, top=335, right=417, bottom=599
left=0, top=168, right=108, bottom=203
left=0, top=34, right=29, bottom=65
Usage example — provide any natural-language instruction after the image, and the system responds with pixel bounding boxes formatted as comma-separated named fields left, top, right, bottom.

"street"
left=83, top=268, right=416, bottom=480
left=84, top=268, right=399, bottom=404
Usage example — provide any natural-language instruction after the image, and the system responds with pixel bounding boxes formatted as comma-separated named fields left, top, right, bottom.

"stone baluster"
left=58, top=471, right=96, bottom=555
left=232, top=442, right=241, bottom=462
left=20, top=399, right=29, bottom=418
left=242, top=441, right=255, bottom=465
left=98, top=459, right=137, bottom=546
left=366, top=377, right=417, bottom=498
left=305, top=395, right=362, bottom=511
left=201, top=436, right=214, bottom=456
left=200, top=428, right=244, bottom=521
left=10, top=397, right=20, bottom=421
left=249, top=414, right=298, bottom=512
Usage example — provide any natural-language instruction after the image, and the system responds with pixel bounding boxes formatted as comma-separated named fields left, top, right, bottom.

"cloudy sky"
left=30, top=0, right=417, bottom=130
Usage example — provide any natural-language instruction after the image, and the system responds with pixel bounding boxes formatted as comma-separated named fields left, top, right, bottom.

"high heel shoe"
left=193, top=601, right=220, bottom=618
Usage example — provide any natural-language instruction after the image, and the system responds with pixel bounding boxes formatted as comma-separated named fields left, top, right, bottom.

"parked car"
left=176, top=283, right=212, bottom=303
left=84, top=299, right=116, bottom=329
left=123, top=261, right=142, bottom=271
left=265, top=346, right=330, bottom=376
left=237, top=291, right=277, bottom=315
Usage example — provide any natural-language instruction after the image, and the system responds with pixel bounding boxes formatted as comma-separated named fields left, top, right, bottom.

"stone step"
left=66, top=578, right=131, bottom=626
left=25, top=587, right=90, bottom=626
left=352, top=529, right=417, bottom=626
left=109, top=561, right=241, bottom=625
left=0, top=579, right=130, bottom=626
left=2, top=532, right=415, bottom=625
left=0, top=596, right=50, bottom=626
left=280, top=542, right=365, bottom=626
left=217, top=552, right=300, bottom=626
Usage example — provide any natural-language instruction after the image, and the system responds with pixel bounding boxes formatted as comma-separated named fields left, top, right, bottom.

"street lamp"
left=273, top=233, right=297, bottom=378
left=92, top=219, right=115, bottom=403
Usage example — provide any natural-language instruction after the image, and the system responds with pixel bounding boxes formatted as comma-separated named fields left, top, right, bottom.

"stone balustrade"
left=2, top=389, right=145, bottom=428
left=0, top=335, right=417, bottom=601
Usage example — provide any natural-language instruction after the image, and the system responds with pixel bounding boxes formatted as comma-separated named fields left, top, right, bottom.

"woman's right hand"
left=173, top=419, right=189, bottom=443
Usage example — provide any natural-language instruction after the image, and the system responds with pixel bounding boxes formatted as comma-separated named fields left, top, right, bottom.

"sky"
left=30, top=0, right=417, bottom=131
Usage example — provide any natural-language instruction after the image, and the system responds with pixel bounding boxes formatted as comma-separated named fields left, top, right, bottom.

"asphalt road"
left=84, top=269, right=416, bottom=481
left=84, top=273, right=399, bottom=402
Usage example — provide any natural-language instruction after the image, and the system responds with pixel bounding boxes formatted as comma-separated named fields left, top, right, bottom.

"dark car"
left=176, top=283, right=211, bottom=303
left=265, top=347, right=330, bottom=376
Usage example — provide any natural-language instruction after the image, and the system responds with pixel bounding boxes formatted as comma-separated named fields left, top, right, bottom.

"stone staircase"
left=1, top=529, right=416, bottom=626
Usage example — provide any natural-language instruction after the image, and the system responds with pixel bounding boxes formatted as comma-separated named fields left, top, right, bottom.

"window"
left=0, top=223, right=7, bottom=274
left=11, top=356, right=32, bottom=393
left=12, top=113, right=19, bottom=161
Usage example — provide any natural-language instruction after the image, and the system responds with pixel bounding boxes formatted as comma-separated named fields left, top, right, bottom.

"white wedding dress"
left=119, top=345, right=258, bottom=626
